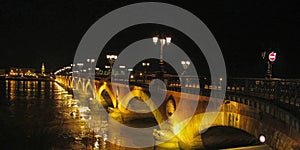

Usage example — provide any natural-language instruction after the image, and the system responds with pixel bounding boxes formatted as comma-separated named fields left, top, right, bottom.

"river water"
left=0, top=79, right=158, bottom=150
left=0, top=79, right=261, bottom=150
left=0, top=79, right=90, bottom=149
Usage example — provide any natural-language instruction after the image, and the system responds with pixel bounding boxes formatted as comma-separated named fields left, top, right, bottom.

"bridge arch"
left=67, top=77, right=73, bottom=89
left=172, top=106, right=299, bottom=149
left=85, top=79, right=94, bottom=92
left=199, top=126, right=260, bottom=149
left=75, top=78, right=83, bottom=91
left=119, top=89, right=164, bottom=125
left=165, top=95, right=176, bottom=118
left=85, top=80, right=96, bottom=98
left=96, top=82, right=116, bottom=108
left=100, top=89, right=114, bottom=107
left=70, top=77, right=74, bottom=89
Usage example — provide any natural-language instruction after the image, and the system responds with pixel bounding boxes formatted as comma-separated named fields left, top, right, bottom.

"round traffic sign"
left=269, top=52, right=276, bottom=62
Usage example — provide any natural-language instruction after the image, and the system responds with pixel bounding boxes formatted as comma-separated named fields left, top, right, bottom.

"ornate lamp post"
left=106, top=54, right=118, bottom=75
left=86, top=58, right=95, bottom=78
left=76, top=63, right=84, bottom=77
left=181, top=60, right=190, bottom=75
left=142, top=62, right=150, bottom=83
left=181, top=60, right=190, bottom=87
left=86, top=59, right=95, bottom=70
left=153, top=35, right=171, bottom=79
left=142, top=62, right=150, bottom=74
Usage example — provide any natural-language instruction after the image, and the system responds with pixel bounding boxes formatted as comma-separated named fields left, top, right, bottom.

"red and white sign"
left=268, top=52, right=276, bottom=62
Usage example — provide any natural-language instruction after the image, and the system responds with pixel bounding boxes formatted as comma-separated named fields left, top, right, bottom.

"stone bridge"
left=55, top=75, right=300, bottom=149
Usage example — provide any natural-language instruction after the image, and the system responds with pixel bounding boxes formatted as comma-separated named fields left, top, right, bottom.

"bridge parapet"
left=55, top=75, right=300, bottom=115
left=225, top=78, right=300, bottom=115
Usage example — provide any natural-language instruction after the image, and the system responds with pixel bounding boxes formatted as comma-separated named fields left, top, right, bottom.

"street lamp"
left=76, top=63, right=84, bottom=77
left=142, top=62, right=150, bottom=67
left=142, top=62, right=150, bottom=73
left=86, top=58, right=95, bottom=78
left=181, top=60, right=190, bottom=87
left=87, top=59, right=95, bottom=68
left=181, top=60, right=190, bottom=75
left=219, top=77, right=223, bottom=89
left=119, top=65, right=126, bottom=75
left=106, top=54, right=118, bottom=74
left=142, top=62, right=150, bottom=83
left=153, top=35, right=171, bottom=72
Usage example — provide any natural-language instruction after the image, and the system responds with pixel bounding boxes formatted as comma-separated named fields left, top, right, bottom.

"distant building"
left=0, top=69, right=5, bottom=76
left=9, top=67, right=36, bottom=77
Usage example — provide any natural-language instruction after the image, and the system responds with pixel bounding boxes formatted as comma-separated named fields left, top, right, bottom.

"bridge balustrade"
left=225, top=78, right=300, bottom=115
left=92, top=76, right=300, bottom=113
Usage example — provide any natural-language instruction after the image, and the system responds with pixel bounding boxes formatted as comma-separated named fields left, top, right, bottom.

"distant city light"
left=119, top=65, right=126, bottom=69
left=77, top=63, right=84, bottom=66
left=142, top=62, right=150, bottom=66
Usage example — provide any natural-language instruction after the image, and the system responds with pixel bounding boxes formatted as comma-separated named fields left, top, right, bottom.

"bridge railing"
left=129, top=76, right=300, bottom=115
left=59, top=74, right=300, bottom=116
left=98, top=76, right=300, bottom=102
left=226, top=78, right=300, bottom=115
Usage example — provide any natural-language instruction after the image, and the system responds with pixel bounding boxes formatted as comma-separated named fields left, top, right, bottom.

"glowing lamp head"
left=186, top=61, right=190, bottom=65
left=166, top=37, right=171, bottom=45
left=153, top=36, right=158, bottom=45
left=259, top=135, right=266, bottom=143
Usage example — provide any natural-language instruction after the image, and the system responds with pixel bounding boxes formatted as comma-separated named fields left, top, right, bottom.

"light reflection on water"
left=0, top=80, right=156, bottom=150
left=0, top=80, right=91, bottom=149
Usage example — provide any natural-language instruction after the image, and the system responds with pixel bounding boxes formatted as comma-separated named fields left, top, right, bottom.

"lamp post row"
left=55, top=35, right=191, bottom=78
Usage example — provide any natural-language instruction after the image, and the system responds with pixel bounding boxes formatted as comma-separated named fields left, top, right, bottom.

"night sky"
left=1, top=0, right=300, bottom=78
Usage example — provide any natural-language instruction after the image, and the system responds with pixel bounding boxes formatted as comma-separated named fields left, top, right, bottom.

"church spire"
left=41, top=63, right=45, bottom=74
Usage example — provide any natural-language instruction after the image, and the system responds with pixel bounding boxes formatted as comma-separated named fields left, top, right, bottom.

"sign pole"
left=266, top=61, right=272, bottom=78
left=266, top=52, right=276, bottom=78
